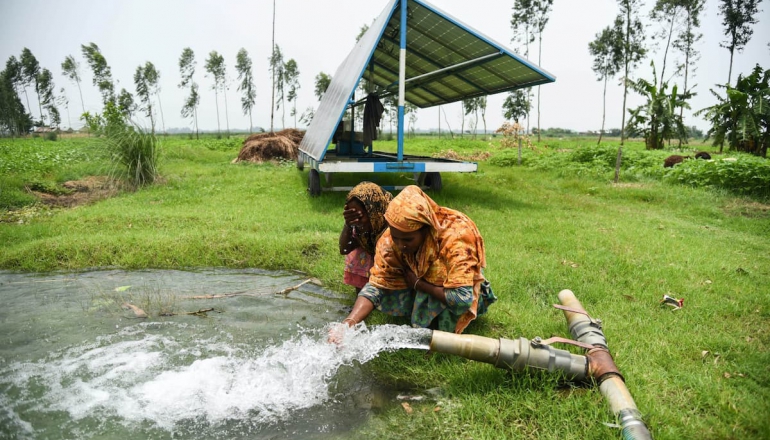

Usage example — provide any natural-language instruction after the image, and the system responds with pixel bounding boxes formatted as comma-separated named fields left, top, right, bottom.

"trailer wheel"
left=419, top=172, right=442, bottom=191
left=308, top=169, right=321, bottom=197
left=296, top=154, right=304, bottom=171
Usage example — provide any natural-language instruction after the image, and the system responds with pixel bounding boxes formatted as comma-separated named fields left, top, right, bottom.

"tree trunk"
left=598, top=74, right=608, bottom=146
left=223, top=86, right=230, bottom=138
left=678, top=12, right=691, bottom=147
left=22, top=88, right=32, bottom=120
left=157, top=93, right=166, bottom=134
left=620, top=4, right=631, bottom=146
left=727, top=45, right=734, bottom=85
left=438, top=106, right=441, bottom=139
left=537, top=34, right=543, bottom=143
left=249, top=108, right=253, bottom=134
left=442, top=106, right=454, bottom=139
left=194, top=106, right=199, bottom=140
left=660, top=16, right=675, bottom=85
left=76, top=79, right=85, bottom=115
left=214, top=88, right=221, bottom=136
left=460, top=102, right=465, bottom=138
left=270, top=0, right=276, bottom=133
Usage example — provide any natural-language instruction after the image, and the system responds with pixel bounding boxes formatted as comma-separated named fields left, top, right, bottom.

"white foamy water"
left=0, top=321, right=430, bottom=436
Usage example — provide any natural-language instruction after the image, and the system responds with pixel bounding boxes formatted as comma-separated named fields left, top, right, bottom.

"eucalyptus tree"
left=314, top=72, right=331, bottom=101
left=178, top=47, right=199, bottom=139
left=589, top=24, right=623, bottom=144
left=650, top=0, right=681, bottom=85
left=0, top=59, right=33, bottom=136
left=616, top=0, right=647, bottom=145
left=531, top=0, right=553, bottom=142
left=205, top=51, right=226, bottom=136
left=235, top=48, right=256, bottom=133
left=81, top=43, right=115, bottom=105
left=672, top=0, right=706, bottom=144
left=270, top=45, right=286, bottom=129
left=719, top=0, right=763, bottom=84
left=37, top=68, right=59, bottom=127
left=134, top=63, right=155, bottom=132
left=270, top=0, right=277, bottom=133
left=61, top=54, right=86, bottom=114
left=57, top=88, right=71, bottom=129
left=20, top=48, right=40, bottom=120
left=284, top=59, right=300, bottom=128
left=143, top=63, right=165, bottom=133
left=117, top=88, right=135, bottom=119
left=510, top=0, right=535, bottom=133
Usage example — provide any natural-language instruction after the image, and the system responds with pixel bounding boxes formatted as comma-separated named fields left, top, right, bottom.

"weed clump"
left=106, top=126, right=160, bottom=188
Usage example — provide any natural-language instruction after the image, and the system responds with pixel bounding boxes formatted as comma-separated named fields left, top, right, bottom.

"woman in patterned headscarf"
left=339, top=182, right=393, bottom=293
left=337, top=185, right=496, bottom=334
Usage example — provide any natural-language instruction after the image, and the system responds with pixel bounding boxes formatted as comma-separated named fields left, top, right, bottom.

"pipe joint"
left=586, top=347, right=623, bottom=384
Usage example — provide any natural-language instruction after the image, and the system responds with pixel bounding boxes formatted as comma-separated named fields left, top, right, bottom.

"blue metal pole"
left=397, top=0, right=406, bottom=162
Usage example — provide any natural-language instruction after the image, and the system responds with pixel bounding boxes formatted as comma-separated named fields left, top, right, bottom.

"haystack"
left=235, top=129, right=305, bottom=163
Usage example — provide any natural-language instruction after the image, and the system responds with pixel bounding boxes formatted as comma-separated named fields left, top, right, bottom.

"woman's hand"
left=403, top=268, right=420, bottom=291
left=327, top=318, right=357, bottom=345
left=343, top=202, right=365, bottom=227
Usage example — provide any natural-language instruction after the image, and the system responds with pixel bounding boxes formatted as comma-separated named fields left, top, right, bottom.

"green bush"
left=204, top=137, right=242, bottom=151
left=665, top=156, right=770, bottom=198
left=45, top=131, right=58, bottom=141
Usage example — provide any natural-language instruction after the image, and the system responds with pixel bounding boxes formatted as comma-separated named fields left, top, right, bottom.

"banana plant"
left=626, top=61, right=691, bottom=150
left=697, top=64, right=769, bottom=157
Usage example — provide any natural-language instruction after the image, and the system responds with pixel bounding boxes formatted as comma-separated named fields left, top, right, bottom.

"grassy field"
left=1, top=134, right=769, bottom=439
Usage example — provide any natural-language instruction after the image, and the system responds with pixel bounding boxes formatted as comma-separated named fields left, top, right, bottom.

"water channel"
left=0, top=269, right=431, bottom=439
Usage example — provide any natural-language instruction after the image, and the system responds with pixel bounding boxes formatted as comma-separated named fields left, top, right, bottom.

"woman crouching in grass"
left=337, top=185, right=496, bottom=335
left=339, top=182, right=394, bottom=293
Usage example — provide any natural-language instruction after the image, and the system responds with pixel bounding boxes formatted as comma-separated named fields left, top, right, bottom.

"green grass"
left=1, top=135, right=769, bottom=439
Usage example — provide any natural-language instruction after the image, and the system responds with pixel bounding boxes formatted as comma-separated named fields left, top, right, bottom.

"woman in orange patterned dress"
left=337, top=185, right=496, bottom=334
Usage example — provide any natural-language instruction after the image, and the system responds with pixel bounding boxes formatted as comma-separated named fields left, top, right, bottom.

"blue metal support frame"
left=396, top=0, right=407, bottom=162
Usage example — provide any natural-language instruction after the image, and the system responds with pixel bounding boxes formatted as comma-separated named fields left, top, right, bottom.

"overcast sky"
left=1, top=0, right=768, bottom=133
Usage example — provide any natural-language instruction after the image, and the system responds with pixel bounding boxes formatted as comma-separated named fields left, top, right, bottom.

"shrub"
left=664, top=156, right=770, bottom=198
left=45, top=131, right=57, bottom=141
left=106, top=126, right=160, bottom=187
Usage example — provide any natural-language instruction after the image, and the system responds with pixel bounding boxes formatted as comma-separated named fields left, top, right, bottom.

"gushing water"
left=0, top=270, right=432, bottom=439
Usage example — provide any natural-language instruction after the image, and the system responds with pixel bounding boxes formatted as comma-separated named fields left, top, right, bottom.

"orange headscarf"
left=369, top=185, right=487, bottom=333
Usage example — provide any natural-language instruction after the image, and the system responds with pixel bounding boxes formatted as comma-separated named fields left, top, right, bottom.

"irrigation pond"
left=0, top=269, right=431, bottom=439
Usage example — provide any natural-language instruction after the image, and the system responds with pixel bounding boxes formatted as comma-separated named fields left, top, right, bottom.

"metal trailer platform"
left=297, top=0, right=554, bottom=196
left=298, top=148, right=476, bottom=195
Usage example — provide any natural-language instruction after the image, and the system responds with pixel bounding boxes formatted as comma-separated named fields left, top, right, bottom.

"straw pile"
left=234, top=129, right=306, bottom=163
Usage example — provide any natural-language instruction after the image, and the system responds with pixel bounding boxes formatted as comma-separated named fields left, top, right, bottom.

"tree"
left=37, top=68, right=59, bottom=127
left=615, top=1, right=647, bottom=145
left=314, top=72, right=332, bottom=101
left=650, top=0, right=682, bottom=85
left=81, top=43, right=115, bottom=105
left=626, top=62, right=691, bottom=150
left=117, top=88, right=135, bottom=119
left=134, top=63, right=155, bottom=132
left=178, top=48, right=199, bottom=139
left=697, top=64, right=769, bottom=157
left=19, top=48, right=40, bottom=121
left=510, top=0, right=536, bottom=133
left=673, top=0, right=706, bottom=138
left=719, top=0, right=763, bottom=85
left=0, top=60, right=33, bottom=136
left=532, top=0, right=553, bottom=142
left=284, top=59, right=300, bottom=128
left=57, top=88, right=71, bottom=129
left=143, top=63, right=164, bottom=134
left=270, top=0, right=277, bottom=133
left=235, top=48, right=256, bottom=133
left=589, top=25, right=623, bottom=144
left=502, top=89, right=530, bottom=123
left=61, top=55, right=86, bottom=115
left=479, top=96, right=488, bottom=137
left=205, top=51, right=226, bottom=137
left=270, top=45, right=285, bottom=129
